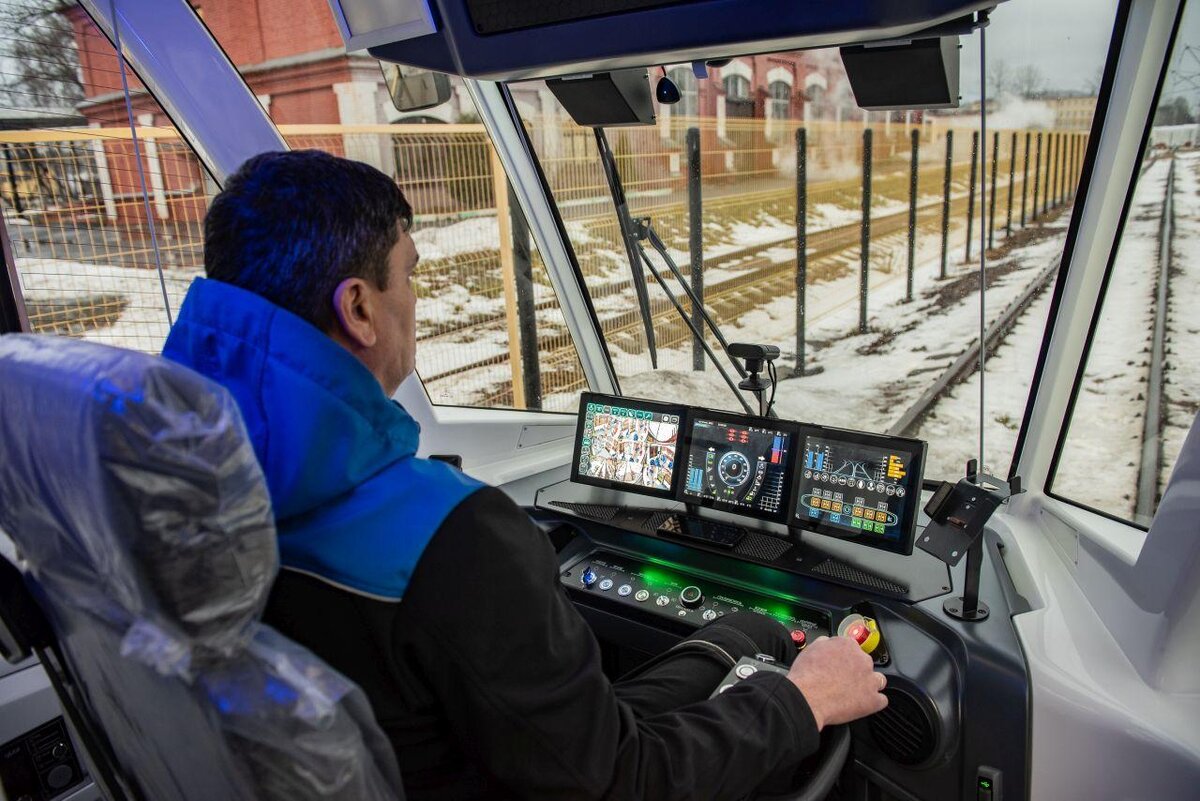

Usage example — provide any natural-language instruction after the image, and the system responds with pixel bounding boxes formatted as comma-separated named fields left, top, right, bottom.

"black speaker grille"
left=733, top=533, right=792, bottom=561
left=465, top=0, right=696, bottom=35
left=549, top=501, right=617, bottom=521
left=868, top=688, right=937, bottom=766
left=812, top=558, right=907, bottom=595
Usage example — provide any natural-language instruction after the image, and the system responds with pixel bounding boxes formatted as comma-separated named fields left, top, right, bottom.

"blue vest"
left=163, top=278, right=483, bottom=601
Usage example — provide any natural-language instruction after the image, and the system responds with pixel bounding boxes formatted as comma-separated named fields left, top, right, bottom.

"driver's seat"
left=0, top=334, right=405, bottom=801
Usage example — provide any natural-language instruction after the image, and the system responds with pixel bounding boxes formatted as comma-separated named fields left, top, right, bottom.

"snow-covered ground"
left=604, top=209, right=1073, bottom=482
left=1052, top=158, right=1169, bottom=519
left=15, top=258, right=199, bottom=353
left=1162, top=153, right=1200, bottom=488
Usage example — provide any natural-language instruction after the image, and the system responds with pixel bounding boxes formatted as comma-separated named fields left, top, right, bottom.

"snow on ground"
left=1162, top=152, right=1200, bottom=487
left=411, top=216, right=499, bottom=261
left=15, top=258, right=199, bottom=353
left=1052, top=158, right=1169, bottom=519
left=610, top=210, right=1073, bottom=480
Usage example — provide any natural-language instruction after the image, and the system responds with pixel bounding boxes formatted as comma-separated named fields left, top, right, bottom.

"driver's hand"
left=786, top=635, right=888, bottom=731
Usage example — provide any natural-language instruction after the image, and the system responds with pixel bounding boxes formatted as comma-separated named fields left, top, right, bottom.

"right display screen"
left=791, top=427, right=926, bottom=555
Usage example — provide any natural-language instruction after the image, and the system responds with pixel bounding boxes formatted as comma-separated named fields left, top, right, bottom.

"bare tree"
left=1012, top=64, right=1047, bottom=99
left=988, top=59, right=1013, bottom=97
left=0, top=0, right=83, bottom=111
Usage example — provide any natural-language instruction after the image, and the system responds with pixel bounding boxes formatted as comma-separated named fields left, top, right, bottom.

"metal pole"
left=794, top=127, right=808, bottom=376
left=907, top=128, right=918, bottom=302
left=490, top=146, right=526, bottom=408
left=3, top=145, right=23, bottom=215
left=1053, top=133, right=1062, bottom=208
left=987, top=130, right=999, bottom=250
left=860, top=128, right=872, bottom=333
left=1032, top=132, right=1042, bottom=221
left=940, top=129, right=952, bottom=279
left=1041, top=134, right=1051, bottom=215
left=509, top=183, right=542, bottom=409
left=1006, top=131, right=1016, bottom=237
left=687, top=127, right=704, bottom=371
left=1021, top=131, right=1030, bottom=227
left=965, top=130, right=978, bottom=263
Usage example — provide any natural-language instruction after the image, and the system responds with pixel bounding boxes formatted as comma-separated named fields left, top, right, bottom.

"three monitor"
left=572, top=392, right=926, bottom=555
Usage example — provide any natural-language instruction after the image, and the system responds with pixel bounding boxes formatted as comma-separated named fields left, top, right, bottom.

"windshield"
left=512, top=0, right=1118, bottom=481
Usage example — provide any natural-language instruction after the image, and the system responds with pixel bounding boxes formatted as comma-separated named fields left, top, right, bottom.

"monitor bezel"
left=570, top=392, right=688, bottom=501
left=676, top=407, right=802, bottom=525
left=788, top=424, right=926, bottom=556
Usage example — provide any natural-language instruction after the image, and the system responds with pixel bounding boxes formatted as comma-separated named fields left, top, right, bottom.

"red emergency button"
left=846, top=622, right=870, bottom=645
left=790, top=629, right=807, bottom=649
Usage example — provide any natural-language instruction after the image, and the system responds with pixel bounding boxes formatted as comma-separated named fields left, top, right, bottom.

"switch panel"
left=562, top=550, right=830, bottom=639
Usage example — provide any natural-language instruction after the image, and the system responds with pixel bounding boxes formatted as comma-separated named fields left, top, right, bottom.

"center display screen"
left=791, top=426, right=925, bottom=555
left=572, top=393, right=684, bottom=499
left=680, top=411, right=797, bottom=523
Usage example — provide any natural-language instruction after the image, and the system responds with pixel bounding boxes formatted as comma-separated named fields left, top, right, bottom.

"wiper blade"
left=593, top=128, right=757, bottom=416
left=595, top=128, right=657, bottom=367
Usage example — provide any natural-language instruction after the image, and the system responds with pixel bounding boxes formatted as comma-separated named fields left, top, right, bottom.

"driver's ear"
left=332, top=277, right=377, bottom=349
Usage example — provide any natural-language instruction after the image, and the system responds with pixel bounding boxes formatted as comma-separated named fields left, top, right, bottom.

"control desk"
left=534, top=393, right=1031, bottom=801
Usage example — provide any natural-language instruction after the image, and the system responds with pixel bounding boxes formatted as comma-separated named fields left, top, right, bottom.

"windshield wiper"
left=595, top=128, right=658, bottom=367
left=593, top=128, right=757, bottom=416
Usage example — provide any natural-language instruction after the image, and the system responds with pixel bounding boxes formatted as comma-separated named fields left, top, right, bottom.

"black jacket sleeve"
left=392, top=487, right=820, bottom=801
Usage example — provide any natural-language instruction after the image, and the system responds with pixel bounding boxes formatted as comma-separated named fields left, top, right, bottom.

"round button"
left=51, top=742, right=68, bottom=760
left=598, top=578, right=614, bottom=591
left=46, top=764, right=74, bottom=790
left=717, top=683, right=733, bottom=694
left=735, top=664, right=759, bottom=679
left=580, top=568, right=597, bottom=588
left=702, top=609, right=718, bottom=621
left=617, top=584, right=632, bottom=596
left=677, top=609, right=688, bottom=617
left=656, top=595, right=671, bottom=606
left=679, top=586, right=704, bottom=609
left=634, top=590, right=650, bottom=602
left=790, top=629, right=807, bottom=649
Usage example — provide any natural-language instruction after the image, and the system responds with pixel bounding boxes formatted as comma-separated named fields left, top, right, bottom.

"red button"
left=790, top=629, right=806, bottom=648
left=846, top=622, right=870, bottom=645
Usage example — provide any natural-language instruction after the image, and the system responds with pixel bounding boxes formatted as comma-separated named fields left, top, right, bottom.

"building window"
left=768, top=80, right=791, bottom=120
left=723, top=74, right=753, bottom=118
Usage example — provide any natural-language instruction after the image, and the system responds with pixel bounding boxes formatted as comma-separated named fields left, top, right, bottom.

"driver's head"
left=204, top=150, right=418, bottom=396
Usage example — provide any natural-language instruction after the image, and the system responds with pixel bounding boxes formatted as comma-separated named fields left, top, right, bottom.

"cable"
left=977, top=14, right=989, bottom=477
left=766, top=360, right=778, bottom=418
left=109, top=0, right=173, bottom=327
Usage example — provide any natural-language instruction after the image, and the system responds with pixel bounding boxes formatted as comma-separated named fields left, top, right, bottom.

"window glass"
left=1050, top=0, right=1200, bottom=526
left=515, top=0, right=1116, bottom=480
left=1, top=1, right=204, bottom=353
left=186, top=1, right=587, bottom=411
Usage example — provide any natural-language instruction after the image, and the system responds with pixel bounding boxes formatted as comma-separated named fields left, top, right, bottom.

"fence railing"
left=0, top=119, right=1088, bottom=410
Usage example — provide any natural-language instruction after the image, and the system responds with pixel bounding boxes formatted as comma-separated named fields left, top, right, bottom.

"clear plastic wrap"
left=0, top=334, right=404, bottom=800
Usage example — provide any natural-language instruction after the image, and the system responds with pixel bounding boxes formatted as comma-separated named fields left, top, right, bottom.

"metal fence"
left=0, top=119, right=1088, bottom=411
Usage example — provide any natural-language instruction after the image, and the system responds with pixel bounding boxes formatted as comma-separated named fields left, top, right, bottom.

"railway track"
left=1135, top=157, right=1175, bottom=521
left=432, top=181, right=999, bottom=403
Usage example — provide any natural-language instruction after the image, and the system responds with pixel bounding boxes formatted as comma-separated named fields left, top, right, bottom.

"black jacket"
left=263, top=487, right=819, bottom=800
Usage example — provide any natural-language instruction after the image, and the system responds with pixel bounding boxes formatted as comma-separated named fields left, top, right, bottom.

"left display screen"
left=572, top=393, right=685, bottom=499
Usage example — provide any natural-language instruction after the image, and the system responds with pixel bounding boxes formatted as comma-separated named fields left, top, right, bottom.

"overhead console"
left=335, top=0, right=1003, bottom=81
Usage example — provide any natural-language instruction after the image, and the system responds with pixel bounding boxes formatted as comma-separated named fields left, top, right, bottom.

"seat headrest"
left=0, top=335, right=276, bottom=664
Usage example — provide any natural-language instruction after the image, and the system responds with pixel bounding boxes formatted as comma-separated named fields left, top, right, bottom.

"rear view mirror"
left=382, top=62, right=452, bottom=113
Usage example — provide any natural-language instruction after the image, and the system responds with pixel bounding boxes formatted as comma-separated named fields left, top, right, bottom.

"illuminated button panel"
left=562, top=550, right=831, bottom=637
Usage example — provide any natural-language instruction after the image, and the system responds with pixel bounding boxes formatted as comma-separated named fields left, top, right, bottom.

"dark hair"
left=204, top=150, right=413, bottom=331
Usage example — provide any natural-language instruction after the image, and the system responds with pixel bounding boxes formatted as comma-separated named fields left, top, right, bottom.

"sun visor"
left=346, top=0, right=1004, bottom=82
left=547, top=70, right=655, bottom=127
left=840, top=37, right=962, bottom=110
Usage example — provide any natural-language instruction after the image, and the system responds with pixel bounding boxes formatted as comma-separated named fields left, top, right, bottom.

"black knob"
left=680, top=585, right=704, bottom=608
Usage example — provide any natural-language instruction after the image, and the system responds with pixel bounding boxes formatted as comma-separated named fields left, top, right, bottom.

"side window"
left=1049, top=0, right=1200, bottom=526
left=195, top=1, right=585, bottom=412
left=1, top=3, right=207, bottom=353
